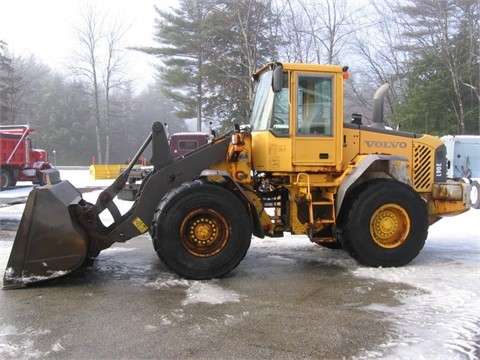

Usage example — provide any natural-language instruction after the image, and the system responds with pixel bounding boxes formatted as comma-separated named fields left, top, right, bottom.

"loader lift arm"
left=3, top=122, right=231, bottom=288
left=93, top=122, right=172, bottom=223
left=72, top=122, right=231, bottom=257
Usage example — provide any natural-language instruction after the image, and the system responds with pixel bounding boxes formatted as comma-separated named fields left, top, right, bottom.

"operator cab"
left=250, top=62, right=345, bottom=172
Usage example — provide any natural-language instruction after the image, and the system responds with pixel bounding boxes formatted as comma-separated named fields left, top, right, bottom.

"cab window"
left=297, top=75, right=333, bottom=136
left=250, top=70, right=275, bottom=131
left=269, top=73, right=290, bottom=136
left=178, top=140, right=198, bottom=150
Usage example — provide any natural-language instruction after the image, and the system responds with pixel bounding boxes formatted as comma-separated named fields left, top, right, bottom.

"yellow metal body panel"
left=342, top=126, right=447, bottom=194
left=251, top=132, right=293, bottom=172
left=428, top=182, right=470, bottom=217
left=342, top=127, right=414, bottom=179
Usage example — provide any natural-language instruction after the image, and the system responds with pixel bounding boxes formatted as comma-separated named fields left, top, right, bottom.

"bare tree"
left=346, top=0, right=410, bottom=124
left=276, top=0, right=361, bottom=64
left=275, top=0, right=310, bottom=62
left=70, top=4, right=104, bottom=163
left=70, top=4, right=131, bottom=164
left=103, top=17, right=131, bottom=164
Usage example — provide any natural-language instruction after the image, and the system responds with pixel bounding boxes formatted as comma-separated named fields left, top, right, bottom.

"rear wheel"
left=0, top=169, right=12, bottom=190
left=470, top=180, right=480, bottom=209
left=152, top=180, right=252, bottom=279
left=338, top=179, right=428, bottom=267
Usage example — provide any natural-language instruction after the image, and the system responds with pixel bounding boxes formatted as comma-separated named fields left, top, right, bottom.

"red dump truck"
left=0, top=125, right=53, bottom=190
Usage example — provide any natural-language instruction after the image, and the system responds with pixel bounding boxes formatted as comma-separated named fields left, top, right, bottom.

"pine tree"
left=0, top=41, right=14, bottom=124
left=393, top=0, right=479, bottom=135
left=137, top=0, right=279, bottom=132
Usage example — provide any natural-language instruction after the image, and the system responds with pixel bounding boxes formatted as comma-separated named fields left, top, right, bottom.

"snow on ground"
left=352, top=209, right=480, bottom=360
left=0, top=168, right=479, bottom=359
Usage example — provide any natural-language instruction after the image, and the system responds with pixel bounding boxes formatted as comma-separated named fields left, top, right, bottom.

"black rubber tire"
left=338, top=179, right=428, bottom=267
left=36, top=170, right=47, bottom=186
left=0, top=169, right=11, bottom=191
left=152, top=180, right=252, bottom=279
left=470, top=180, right=480, bottom=209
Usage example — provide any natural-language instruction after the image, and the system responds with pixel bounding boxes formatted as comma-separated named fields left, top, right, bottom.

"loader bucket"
left=3, top=181, right=89, bottom=289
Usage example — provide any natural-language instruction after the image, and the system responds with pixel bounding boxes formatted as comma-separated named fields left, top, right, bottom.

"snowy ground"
left=0, top=168, right=479, bottom=359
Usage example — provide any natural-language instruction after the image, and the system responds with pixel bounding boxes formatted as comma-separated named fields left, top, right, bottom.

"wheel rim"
left=471, top=185, right=479, bottom=206
left=180, top=208, right=229, bottom=257
left=370, top=203, right=410, bottom=248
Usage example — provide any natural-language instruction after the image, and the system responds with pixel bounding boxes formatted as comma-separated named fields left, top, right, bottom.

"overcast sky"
left=0, top=0, right=173, bottom=91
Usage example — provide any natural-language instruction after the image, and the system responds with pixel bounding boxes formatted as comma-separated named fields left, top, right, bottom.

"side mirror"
left=272, top=64, right=283, bottom=93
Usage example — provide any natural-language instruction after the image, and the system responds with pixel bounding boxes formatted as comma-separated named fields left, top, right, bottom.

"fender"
left=336, top=154, right=408, bottom=216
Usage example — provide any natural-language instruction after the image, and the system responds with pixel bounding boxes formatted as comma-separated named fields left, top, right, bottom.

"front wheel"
left=35, top=170, right=47, bottom=186
left=151, top=180, right=252, bottom=279
left=338, top=180, right=428, bottom=267
left=0, top=169, right=12, bottom=191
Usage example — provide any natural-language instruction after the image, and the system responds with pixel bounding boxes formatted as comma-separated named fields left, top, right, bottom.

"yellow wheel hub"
left=181, top=209, right=228, bottom=257
left=370, top=203, right=410, bottom=248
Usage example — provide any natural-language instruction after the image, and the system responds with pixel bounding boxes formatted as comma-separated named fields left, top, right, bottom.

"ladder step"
left=312, top=201, right=333, bottom=205
left=294, top=181, right=337, bottom=187
left=315, top=219, right=335, bottom=224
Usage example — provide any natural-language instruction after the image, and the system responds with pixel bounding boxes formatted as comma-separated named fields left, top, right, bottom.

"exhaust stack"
left=370, top=83, right=390, bottom=129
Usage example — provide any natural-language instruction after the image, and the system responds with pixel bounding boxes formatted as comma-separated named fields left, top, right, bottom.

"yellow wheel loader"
left=3, top=62, right=476, bottom=288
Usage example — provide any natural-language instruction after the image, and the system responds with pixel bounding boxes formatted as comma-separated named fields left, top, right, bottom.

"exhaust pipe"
left=370, top=83, right=390, bottom=129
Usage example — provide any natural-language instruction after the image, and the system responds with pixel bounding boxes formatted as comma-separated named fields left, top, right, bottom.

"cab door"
left=292, top=73, right=341, bottom=167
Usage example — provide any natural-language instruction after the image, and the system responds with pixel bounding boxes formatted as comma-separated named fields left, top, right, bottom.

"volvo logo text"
left=365, top=141, right=407, bottom=149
